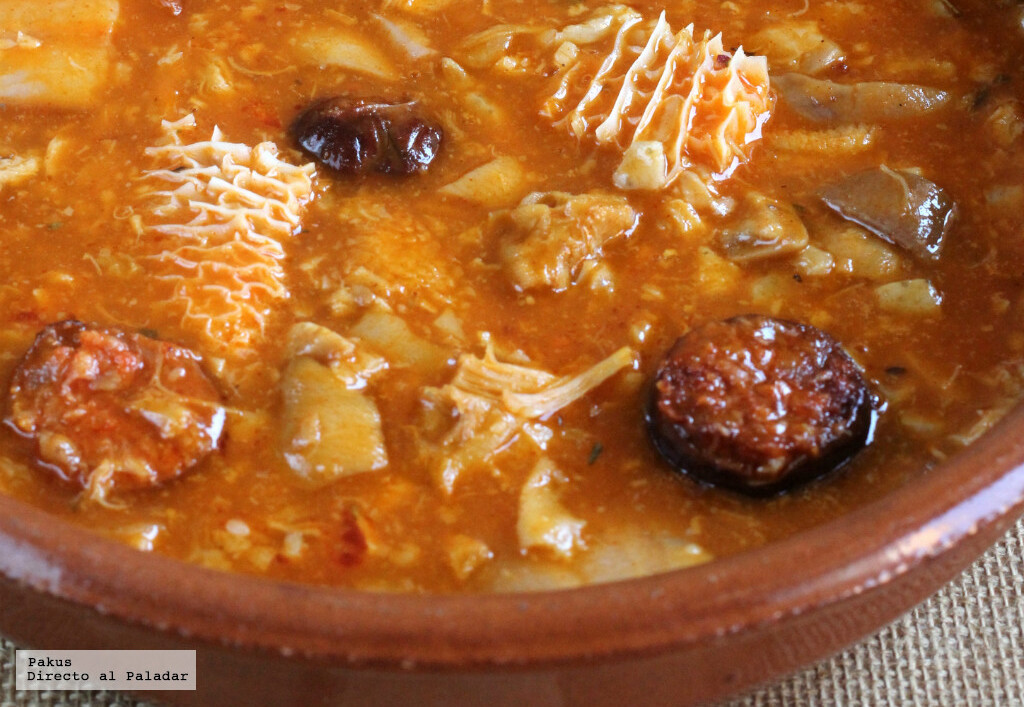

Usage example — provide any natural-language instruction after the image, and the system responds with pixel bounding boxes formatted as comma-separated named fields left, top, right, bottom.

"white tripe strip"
left=593, top=12, right=674, bottom=145
left=446, top=345, right=635, bottom=421
left=423, top=343, right=635, bottom=491
left=451, top=344, right=558, bottom=399
left=501, top=346, right=635, bottom=419
left=567, top=13, right=643, bottom=140
left=545, top=7, right=772, bottom=186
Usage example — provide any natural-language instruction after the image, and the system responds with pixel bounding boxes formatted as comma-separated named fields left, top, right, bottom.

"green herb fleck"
left=588, top=442, right=604, bottom=465
left=47, top=222, right=63, bottom=230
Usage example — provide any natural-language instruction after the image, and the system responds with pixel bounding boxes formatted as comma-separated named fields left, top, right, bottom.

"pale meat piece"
left=281, top=359, right=389, bottom=485
left=293, top=27, right=398, bottom=80
left=438, top=156, right=528, bottom=207
left=452, top=344, right=635, bottom=420
left=494, top=191, right=639, bottom=291
left=484, top=526, right=710, bottom=591
left=0, top=0, right=119, bottom=35
left=0, top=154, right=40, bottom=188
left=348, top=311, right=448, bottom=374
left=716, top=193, right=809, bottom=263
left=0, top=0, right=120, bottom=109
left=373, top=14, right=437, bottom=60
left=748, top=22, right=844, bottom=76
left=517, top=458, right=586, bottom=558
left=278, top=323, right=388, bottom=487
left=1, top=46, right=115, bottom=108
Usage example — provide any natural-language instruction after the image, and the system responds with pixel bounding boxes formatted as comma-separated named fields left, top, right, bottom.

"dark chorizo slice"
left=290, top=96, right=443, bottom=176
left=6, top=320, right=225, bottom=501
left=646, top=315, right=874, bottom=496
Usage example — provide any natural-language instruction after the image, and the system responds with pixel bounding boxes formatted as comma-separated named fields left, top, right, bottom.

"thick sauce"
left=2, top=0, right=1023, bottom=592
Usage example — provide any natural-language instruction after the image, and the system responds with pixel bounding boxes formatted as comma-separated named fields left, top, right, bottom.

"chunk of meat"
left=0, top=0, right=120, bottom=109
left=0, top=154, right=40, bottom=188
left=0, top=0, right=119, bottom=35
left=773, top=73, right=950, bottom=123
left=374, top=14, right=437, bottom=61
left=494, top=191, right=638, bottom=291
left=819, top=166, right=956, bottom=260
left=438, top=156, right=528, bottom=207
left=279, top=322, right=389, bottom=486
left=290, top=96, right=443, bottom=176
left=646, top=315, right=874, bottom=495
left=293, top=28, right=399, bottom=80
left=716, top=193, right=809, bottom=263
left=517, top=458, right=586, bottom=557
left=749, top=22, right=844, bottom=75
left=6, top=321, right=225, bottom=501
left=280, top=357, right=388, bottom=485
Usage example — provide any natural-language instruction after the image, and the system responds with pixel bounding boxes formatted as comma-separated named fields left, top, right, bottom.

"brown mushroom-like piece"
left=820, top=166, right=956, bottom=261
left=290, top=96, right=443, bottom=176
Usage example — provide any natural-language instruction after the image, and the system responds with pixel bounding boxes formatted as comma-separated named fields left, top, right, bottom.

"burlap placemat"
left=3, top=518, right=1022, bottom=706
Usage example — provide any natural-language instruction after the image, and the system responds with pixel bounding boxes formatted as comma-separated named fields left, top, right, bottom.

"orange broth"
left=1, top=0, right=1023, bottom=591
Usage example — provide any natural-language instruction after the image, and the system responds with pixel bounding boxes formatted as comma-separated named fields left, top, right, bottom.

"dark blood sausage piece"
left=646, top=315, right=874, bottom=496
left=5, top=320, right=226, bottom=501
left=290, top=96, right=443, bottom=176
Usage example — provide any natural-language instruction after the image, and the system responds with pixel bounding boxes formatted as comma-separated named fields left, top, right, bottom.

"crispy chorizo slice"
left=6, top=320, right=225, bottom=500
left=646, top=315, right=874, bottom=495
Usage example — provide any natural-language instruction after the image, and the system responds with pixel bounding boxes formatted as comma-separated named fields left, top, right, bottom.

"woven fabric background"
left=3, top=518, right=1022, bottom=707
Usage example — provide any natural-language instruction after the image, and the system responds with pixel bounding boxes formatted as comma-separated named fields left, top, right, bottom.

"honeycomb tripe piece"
left=543, top=9, right=772, bottom=190
left=139, top=115, right=316, bottom=384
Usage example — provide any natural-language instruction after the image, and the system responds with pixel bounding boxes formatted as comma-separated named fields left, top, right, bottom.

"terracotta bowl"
left=2, top=402, right=1024, bottom=707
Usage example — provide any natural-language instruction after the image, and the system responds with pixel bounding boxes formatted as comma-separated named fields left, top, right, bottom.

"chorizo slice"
left=6, top=320, right=225, bottom=500
left=646, top=315, right=874, bottom=495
